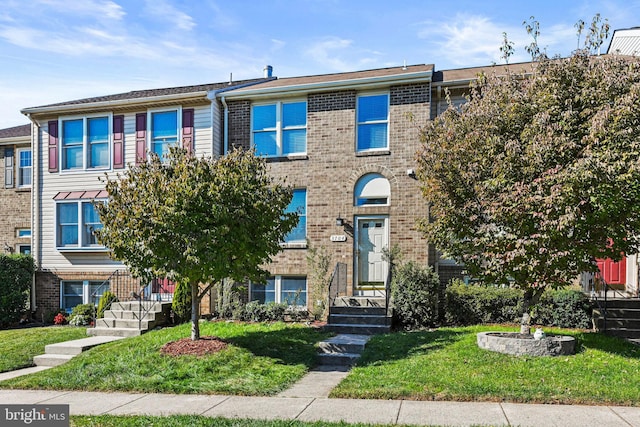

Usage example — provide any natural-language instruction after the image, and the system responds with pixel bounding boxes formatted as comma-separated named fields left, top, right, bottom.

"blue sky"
left=1, top=0, right=639, bottom=128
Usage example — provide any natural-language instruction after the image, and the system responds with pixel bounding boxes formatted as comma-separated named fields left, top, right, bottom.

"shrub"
left=53, top=312, right=67, bottom=325
left=444, top=280, right=593, bottom=328
left=444, top=280, right=523, bottom=326
left=71, top=303, right=94, bottom=318
left=43, top=308, right=65, bottom=324
left=96, top=290, right=117, bottom=319
left=533, top=288, right=593, bottom=329
left=171, top=281, right=192, bottom=324
left=0, top=254, right=35, bottom=327
left=242, top=301, right=267, bottom=322
left=391, top=261, right=441, bottom=330
left=68, top=314, right=91, bottom=326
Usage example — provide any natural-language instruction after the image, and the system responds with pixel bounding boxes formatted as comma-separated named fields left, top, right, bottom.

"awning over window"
left=53, top=190, right=108, bottom=200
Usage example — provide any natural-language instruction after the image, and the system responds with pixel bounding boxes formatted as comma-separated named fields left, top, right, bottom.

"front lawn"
left=0, top=326, right=88, bottom=373
left=0, top=321, right=330, bottom=395
left=331, top=325, right=640, bottom=406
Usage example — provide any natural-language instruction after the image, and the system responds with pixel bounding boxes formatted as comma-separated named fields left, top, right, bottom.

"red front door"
left=151, top=278, right=176, bottom=294
left=596, top=257, right=627, bottom=285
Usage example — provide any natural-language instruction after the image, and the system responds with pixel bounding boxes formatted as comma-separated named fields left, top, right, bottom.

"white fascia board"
left=219, top=71, right=433, bottom=100
left=21, top=92, right=210, bottom=116
left=0, top=136, right=30, bottom=146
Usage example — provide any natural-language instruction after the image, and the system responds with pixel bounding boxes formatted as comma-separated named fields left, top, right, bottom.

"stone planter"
left=477, top=331, right=576, bottom=357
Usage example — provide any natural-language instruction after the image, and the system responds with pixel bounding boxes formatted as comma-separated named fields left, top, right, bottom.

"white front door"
left=355, top=217, right=388, bottom=295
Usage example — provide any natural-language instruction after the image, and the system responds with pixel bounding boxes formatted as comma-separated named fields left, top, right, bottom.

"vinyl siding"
left=37, top=104, right=213, bottom=272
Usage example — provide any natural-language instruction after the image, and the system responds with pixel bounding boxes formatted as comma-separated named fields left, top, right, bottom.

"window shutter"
left=113, top=115, right=125, bottom=169
left=4, top=147, right=13, bottom=188
left=182, top=108, right=194, bottom=154
left=135, top=113, right=147, bottom=164
left=48, top=120, right=59, bottom=172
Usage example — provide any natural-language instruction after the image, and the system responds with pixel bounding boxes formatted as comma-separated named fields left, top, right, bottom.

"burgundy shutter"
left=135, top=113, right=147, bottom=164
left=48, top=120, right=59, bottom=172
left=113, top=115, right=125, bottom=169
left=182, top=108, right=194, bottom=154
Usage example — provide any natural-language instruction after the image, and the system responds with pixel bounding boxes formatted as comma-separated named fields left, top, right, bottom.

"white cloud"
left=143, top=0, right=196, bottom=31
left=418, top=14, right=582, bottom=68
left=35, top=0, right=125, bottom=20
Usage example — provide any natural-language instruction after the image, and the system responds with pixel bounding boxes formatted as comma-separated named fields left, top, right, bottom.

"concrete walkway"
left=1, top=388, right=639, bottom=426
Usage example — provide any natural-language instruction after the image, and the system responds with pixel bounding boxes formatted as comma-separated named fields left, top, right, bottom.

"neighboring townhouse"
left=0, top=124, right=32, bottom=257
left=21, top=76, right=269, bottom=318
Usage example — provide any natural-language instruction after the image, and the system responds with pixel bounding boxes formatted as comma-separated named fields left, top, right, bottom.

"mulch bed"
left=160, top=336, right=228, bottom=357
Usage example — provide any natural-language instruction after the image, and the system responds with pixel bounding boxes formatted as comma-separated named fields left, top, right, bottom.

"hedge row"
left=0, top=254, right=35, bottom=327
left=444, top=280, right=593, bottom=329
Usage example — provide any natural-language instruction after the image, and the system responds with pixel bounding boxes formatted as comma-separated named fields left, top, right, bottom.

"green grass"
left=0, top=326, right=88, bottom=373
left=330, top=325, right=640, bottom=405
left=71, top=415, right=422, bottom=427
left=0, top=321, right=331, bottom=395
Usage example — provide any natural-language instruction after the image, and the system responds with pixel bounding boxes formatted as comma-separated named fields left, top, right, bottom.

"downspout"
left=221, top=96, right=229, bottom=155
left=24, top=113, right=40, bottom=315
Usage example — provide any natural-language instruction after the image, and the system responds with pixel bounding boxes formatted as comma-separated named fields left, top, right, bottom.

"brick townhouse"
left=0, top=124, right=32, bottom=258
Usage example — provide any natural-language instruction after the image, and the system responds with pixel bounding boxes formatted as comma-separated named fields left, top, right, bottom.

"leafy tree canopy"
left=417, top=52, right=640, bottom=291
left=96, top=148, right=297, bottom=339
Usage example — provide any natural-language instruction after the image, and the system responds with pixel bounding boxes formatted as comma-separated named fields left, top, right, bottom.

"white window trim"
left=354, top=173, right=391, bottom=207
left=16, top=148, right=31, bottom=188
left=60, top=280, right=109, bottom=310
left=250, top=276, right=308, bottom=307
left=147, top=106, right=182, bottom=160
left=356, top=92, right=390, bottom=152
left=251, top=100, right=307, bottom=157
left=55, top=199, right=108, bottom=252
left=16, top=244, right=30, bottom=255
left=58, top=113, right=113, bottom=173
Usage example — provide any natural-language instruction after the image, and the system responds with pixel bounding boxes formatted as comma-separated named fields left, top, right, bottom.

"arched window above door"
left=354, top=173, right=390, bottom=206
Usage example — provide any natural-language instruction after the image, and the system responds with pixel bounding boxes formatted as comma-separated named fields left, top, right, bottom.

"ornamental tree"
left=96, top=148, right=297, bottom=340
left=417, top=52, right=640, bottom=331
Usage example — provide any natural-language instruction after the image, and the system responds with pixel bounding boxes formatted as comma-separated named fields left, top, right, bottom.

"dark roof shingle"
left=0, top=124, right=30, bottom=139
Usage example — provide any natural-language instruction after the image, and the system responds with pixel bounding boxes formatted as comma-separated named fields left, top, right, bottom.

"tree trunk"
left=191, top=282, right=200, bottom=341
left=520, top=287, right=544, bottom=335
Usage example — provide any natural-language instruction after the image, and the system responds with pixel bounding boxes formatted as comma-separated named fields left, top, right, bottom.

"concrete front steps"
left=88, top=301, right=171, bottom=338
left=33, top=336, right=124, bottom=367
left=594, top=298, right=640, bottom=339
left=325, top=296, right=391, bottom=335
left=317, top=334, right=371, bottom=366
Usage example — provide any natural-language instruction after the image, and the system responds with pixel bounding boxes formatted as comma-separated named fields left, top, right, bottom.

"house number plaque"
left=330, top=235, right=347, bottom=242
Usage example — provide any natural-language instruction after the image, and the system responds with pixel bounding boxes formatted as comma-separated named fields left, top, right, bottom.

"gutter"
left=23, top=113, right=39, bottom=313
left=220, top=71, right=433, bottom=100
left=21, top=91, right=212, bottom=116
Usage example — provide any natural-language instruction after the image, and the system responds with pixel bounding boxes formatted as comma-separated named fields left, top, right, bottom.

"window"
left=56, top=201, right=104, bottom=249
left=284, top=189, right=306, bottom=242
left=357, top=94, right=389, bottom=151
left=61, top=116, right=110, bottom=170
left=61, top=280, right=110, bottom=311
left=151, top=110, right=178, bottom=158
left=251, top=276, right=307, bottom=306
left=17, top=148, right=31, bottom=187
left=354, top=173, right=390, bottom=206
left=16, top=228, right=31, bottom=238
left=17, top=245, right=30, bottom=255
left=252, top=101, right=306, bottom=157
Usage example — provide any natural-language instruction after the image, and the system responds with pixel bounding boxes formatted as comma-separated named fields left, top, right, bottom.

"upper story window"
left=252, top=101, right=306, bottom=157
left=61, top=116, right=110, bottom=170
left=150, top=110, right=179, bottom=158
left=354, top=173, right=390, bottom=206
left=56, top=200, right=105, bottom=250
left=357, top=94, right=389, bottom=152
left=17, top=148, right=31, bottom=188
left=284, top=189, right=306, bottom=242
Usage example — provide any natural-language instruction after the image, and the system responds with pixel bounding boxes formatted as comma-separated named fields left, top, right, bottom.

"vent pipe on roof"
left=263, top=65, right=273, bottom=78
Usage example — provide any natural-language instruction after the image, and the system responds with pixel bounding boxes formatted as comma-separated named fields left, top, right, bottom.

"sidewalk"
left=1, top=381, right=639, bottom=426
